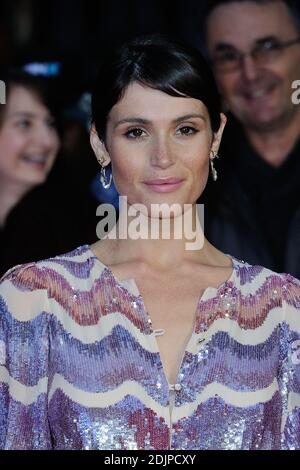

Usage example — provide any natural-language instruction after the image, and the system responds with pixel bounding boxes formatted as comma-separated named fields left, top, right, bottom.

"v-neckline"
left=85, top=244, right=238, bottom=388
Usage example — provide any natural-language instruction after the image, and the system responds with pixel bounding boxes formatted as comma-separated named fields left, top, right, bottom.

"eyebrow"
left=114, top=113, right=206, bottom=128
left=7, top=112, right=39, bottom=119
left=214, top=36, right=279, bottom=52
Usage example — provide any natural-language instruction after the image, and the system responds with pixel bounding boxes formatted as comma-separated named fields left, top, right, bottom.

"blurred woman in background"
left=0, top=69, right=61, bottom=225
left=0, top=69, right=61, bottom=275
left=0, top=69, right=98, bottom=276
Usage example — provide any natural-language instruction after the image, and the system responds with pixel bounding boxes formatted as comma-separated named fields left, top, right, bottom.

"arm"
left=0, top=264, right=52, bottom=449
left=279, top=274, right=300, bottom=450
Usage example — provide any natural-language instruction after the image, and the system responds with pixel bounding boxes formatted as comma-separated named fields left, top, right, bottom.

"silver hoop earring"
left=210, top=152, right=219, bottom=182
left=100, top=166, right=112, bottom=189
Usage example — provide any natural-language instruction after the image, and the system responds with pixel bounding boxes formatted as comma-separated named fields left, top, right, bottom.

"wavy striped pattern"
left=0, top=244, right=300, bottom=450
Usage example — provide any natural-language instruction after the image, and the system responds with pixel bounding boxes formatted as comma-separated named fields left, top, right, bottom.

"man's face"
left=206, top=1, right=300, bottom=132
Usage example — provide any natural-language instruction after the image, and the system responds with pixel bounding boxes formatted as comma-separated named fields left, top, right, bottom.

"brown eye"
left=16, top=119, right=31, bottom=129
left=125, top=128, right=145, bottom=138
left=177, top=126, right=198, bottom=135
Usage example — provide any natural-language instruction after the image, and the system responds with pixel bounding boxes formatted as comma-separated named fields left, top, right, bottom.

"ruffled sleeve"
left=0, top=263, right=52, bottom=449
left=279, top=273, right=300, bottom=449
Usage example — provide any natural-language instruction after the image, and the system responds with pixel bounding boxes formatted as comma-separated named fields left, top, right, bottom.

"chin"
left=247, top=113, right=285, bottom=131
left=20, top=173, right=48, bottom=187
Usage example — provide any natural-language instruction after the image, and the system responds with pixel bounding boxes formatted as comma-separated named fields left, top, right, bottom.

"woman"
left=0, top=69, right=61, bottom=275
left=0, top=69, right=97, bottom=276
left=0, top=36, right=299, bottom=450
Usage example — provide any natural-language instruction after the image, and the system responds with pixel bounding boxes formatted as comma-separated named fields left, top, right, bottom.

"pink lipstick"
left=143, top=177, right=184, bottom=193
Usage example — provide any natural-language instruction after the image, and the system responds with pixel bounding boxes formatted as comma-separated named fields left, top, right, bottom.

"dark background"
left=0, top=1, right=207, bottom=67
left=0, top=0, right=209, bottom=104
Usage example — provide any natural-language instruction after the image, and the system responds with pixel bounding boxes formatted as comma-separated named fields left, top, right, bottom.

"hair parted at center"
left=91, top=34, right=222, bottom=141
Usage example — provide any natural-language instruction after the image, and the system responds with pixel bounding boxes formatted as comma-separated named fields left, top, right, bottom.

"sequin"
left=0, top=244, right=299, bottom=450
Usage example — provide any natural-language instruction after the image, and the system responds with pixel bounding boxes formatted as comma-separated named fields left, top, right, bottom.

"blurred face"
left=206, top=1, right=300, bottom=132
left=0, top=85, right=60, bottom=188
left=91, top=82, right=225, bottom=213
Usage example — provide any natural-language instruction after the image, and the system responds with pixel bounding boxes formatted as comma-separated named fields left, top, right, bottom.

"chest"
left=133, top=277, right=205, bottom=384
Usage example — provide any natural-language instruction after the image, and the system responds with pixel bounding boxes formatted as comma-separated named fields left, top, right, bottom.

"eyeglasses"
left=211, top=37, right=300, bottom=73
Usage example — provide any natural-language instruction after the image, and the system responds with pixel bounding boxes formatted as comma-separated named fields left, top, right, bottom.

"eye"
left=259, top=39, right=281, bottom=52
left=215, top=50, right=240, bottom=64
left=124, top=128, right=146, bottom=139
left=16, top=119, right=31, bottom=129
left=177, top=126, right=198, bottom=136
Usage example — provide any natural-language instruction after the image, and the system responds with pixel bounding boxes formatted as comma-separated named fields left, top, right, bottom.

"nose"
left=241, top=55, right=260, bottom=82
left=150, top=136, right=175, bottom=169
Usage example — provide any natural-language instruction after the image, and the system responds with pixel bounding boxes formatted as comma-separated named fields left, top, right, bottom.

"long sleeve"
left=279, top=273, right=300, bottom=449
left=0, top=264, right=52, bottom=449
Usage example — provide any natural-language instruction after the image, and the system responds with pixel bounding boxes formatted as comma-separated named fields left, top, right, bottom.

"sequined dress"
left=0, top=245, right=299, bottom=450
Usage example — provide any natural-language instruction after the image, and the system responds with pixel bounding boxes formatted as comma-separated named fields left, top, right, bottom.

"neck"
left=244, top=107, right=300, bottom=167
left=0, top=178, right=31, bottom=228
left=102, top=199, right=227, bottom=270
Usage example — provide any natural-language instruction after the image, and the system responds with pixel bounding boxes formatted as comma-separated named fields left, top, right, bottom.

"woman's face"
left=92, top=82, right=225, bottom=211
left=0, top=85, right=60, bottom=188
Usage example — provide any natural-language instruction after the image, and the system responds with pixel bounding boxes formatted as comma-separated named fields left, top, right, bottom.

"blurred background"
left=0, top=1, right=208, bottom=276
left=2, top=0, right=300, bottom=279
left=0, top=0, right=206, bottom=77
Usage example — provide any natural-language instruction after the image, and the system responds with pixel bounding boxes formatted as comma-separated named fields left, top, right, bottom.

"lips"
left=143, top=177, right=184, bottom=193
left=144, top=177, right=183, bottom=185
left=20, top=154, right=51, bottom=173
left=240, top=82, right=278, bottom=101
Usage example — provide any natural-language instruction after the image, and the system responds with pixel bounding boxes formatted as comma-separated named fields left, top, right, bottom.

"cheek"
left=282, top=61, right=300, bottom=92
left=110, top=142, right=142, bottom=177
left=0, top=130, right=26, bottom=168
left=215, top=73, right=237, bottom=96
left=108, top=149, right=137, bottom=194
left=183, top=143, right=210, bottom=185
left=264, top=63, right=286, bottom=81
left=0, top=146, right=18, bottom=177
left=194, top=155, right=210, bottom=181
left=50, top=132, right=60, bottom=153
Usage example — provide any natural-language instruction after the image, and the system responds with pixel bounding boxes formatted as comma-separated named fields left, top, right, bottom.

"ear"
left=210, top=112, right=227, bottom=156
left=90, top=124, right=111, bottom=166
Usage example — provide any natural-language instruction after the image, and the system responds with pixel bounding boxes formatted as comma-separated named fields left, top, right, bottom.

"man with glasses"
left=202, top=0, right=300, bottom=278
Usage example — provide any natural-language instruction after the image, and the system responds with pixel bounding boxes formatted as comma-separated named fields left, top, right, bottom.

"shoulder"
left=280, top=272, right=300, bottom=313
left=0, top=244, right=93, bottom=282
left=230, top=260, right=300, bottom=332
left=233, top=258, right=300, bottom=300
left=0, top=245, right=94, bottom=321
